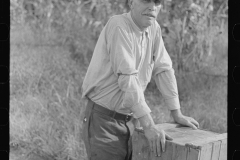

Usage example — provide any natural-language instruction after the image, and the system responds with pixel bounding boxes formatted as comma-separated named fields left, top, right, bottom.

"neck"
left=130, top=11, right=146, bottom=32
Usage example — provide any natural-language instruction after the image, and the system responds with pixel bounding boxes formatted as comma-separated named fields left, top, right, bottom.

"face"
left=129, top=0, right=162, bottom=30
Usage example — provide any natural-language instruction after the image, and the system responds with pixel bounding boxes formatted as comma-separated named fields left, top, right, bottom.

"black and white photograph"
left=10, top=0, right=228, bottom=159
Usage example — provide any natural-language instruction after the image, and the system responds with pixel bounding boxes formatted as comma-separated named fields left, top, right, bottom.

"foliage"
left=10, top=0, right=128, bottom=66
left=158, top=0, right=228, bottom=75
left=10, top=0, right=228, bottom=72
left=11, top=0, right=227, bottom=72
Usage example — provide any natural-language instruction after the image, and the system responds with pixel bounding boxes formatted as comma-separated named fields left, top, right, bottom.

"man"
left=81, top=0, right=199, bottom=159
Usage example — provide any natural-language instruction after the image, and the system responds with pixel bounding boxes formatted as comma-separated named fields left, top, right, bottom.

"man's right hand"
left=137, top=113, right=173, bottom=157
left=144, top=125, right=173, bottom=157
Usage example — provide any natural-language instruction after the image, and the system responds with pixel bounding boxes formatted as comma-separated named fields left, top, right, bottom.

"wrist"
left=170, top=109, right=183, bottom=119
left=138, top=113, right=155, bottom=130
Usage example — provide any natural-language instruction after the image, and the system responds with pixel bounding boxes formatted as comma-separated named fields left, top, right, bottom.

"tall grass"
left=10, top=25, right=88, bottom=160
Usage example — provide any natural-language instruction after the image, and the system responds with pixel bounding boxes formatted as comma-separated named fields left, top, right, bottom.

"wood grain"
left=218, top=139, right=227, bottom=160
left=186, top=148, right=200, bottom=160
left=211, top=141, right=221, bottom=160
left=199, top=143, right=213, bottom=160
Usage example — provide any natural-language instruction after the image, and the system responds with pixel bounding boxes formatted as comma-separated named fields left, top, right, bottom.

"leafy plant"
left=158, top=0, right=227, bottom=75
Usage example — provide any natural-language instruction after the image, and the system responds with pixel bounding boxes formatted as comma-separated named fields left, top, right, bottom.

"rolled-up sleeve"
left=154, top=69, right=180, bottom=110
left=153, top=25, right=181, bottom=110
left=107, top=25, right=151, bottom=118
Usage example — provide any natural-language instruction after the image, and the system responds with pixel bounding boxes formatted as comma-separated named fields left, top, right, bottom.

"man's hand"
left=171, top=109, right=199, bottom=129
left=144, top=125, right=173, bottom=157
left=138, top=113, right=173, bottom=157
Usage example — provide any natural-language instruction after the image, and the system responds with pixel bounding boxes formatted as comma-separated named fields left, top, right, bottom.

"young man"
left=81, top=0, right=199, bottom=159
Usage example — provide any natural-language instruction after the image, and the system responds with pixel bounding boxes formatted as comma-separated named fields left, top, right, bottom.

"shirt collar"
left=126, top=12, right=150, bottom=39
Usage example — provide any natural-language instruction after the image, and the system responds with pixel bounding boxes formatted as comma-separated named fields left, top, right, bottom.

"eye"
left=154, top=0, right=162, bottom=6
left=142, top=0, right=151, bottom=3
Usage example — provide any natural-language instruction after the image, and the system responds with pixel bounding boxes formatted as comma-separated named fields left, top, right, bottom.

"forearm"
left=118, top=74, right=151, bottom=118
left=154, top=68, right=181, bottom=110
left=170, top=108, right=183, bottom=119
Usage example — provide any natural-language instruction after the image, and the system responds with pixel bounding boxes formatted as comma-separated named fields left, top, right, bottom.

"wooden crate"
left=132, top=123, right=227, bottom=160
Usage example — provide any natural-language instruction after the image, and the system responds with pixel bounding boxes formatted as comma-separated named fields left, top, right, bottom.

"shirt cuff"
left=131, top=100, right=151, bottom=119
left=164, top=97, right=181, bottom=110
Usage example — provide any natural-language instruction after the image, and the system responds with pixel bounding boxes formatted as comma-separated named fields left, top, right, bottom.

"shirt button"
left=83, top=117, right=87, bottom=122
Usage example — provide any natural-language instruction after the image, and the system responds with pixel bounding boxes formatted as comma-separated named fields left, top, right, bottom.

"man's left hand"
left=170, top=109, right=199, bottom=130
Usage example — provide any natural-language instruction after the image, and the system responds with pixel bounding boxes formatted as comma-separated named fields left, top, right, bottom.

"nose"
left=148, top=1, right=157, bottom=11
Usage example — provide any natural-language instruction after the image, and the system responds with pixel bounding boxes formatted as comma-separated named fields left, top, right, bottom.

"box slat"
left=187, top=148, right=200, bottom=160
left=160, top=142, right=174, bottom=160
left=172, top=144, right=188, bottom=160
left=199, top=143, right=213, bottom=160
left=132, top=131, right=149, bottom=160
left=218, top=139, right=227, bottom=160
left=211, top=141, right=221, bottom=160
left=148, top=142, right=174, bottom=160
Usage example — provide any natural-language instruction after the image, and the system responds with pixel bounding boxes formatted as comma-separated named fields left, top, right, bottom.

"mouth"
left=142, top=13, right=155, bottom=18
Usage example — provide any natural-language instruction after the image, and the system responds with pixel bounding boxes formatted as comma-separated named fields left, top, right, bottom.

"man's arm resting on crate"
left=154, top=69, right=199, bottom=129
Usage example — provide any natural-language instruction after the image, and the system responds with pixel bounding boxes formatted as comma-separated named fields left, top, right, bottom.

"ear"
left=128, top=0, right=134, bottom=9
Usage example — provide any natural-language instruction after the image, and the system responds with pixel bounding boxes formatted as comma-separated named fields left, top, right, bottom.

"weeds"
left=10, top=26, right=87, bottom=159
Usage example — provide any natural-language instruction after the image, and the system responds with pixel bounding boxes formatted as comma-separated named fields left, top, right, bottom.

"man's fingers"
left=149, top=140, right=154, bottom=152
left=191, top=119, right=200, bottom=128
left=187, top=121, right=198, bottom=130
left=156, top=137, right=161, bottom=156
left=165, top=133, right=173, bottom=141
left=160, top=134, right=166, bottom=153
left=153, top=140, right=158, bottom=156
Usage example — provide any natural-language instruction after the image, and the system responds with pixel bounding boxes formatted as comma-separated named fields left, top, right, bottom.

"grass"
left=10, top=25, right=88, bottom=160
left=10, top=23, right=227, bottom=160
left=145, top=73, right=227, bottom=134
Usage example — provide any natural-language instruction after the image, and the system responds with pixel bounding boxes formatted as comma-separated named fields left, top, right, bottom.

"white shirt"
left=82, top=12, right=180, bottom=118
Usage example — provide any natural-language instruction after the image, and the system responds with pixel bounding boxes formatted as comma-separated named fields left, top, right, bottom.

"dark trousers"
left=82, top=99, right=135, bottom=160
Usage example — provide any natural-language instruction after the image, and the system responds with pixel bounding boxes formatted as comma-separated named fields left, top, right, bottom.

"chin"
left=145, top=21, right=153, bottom=27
